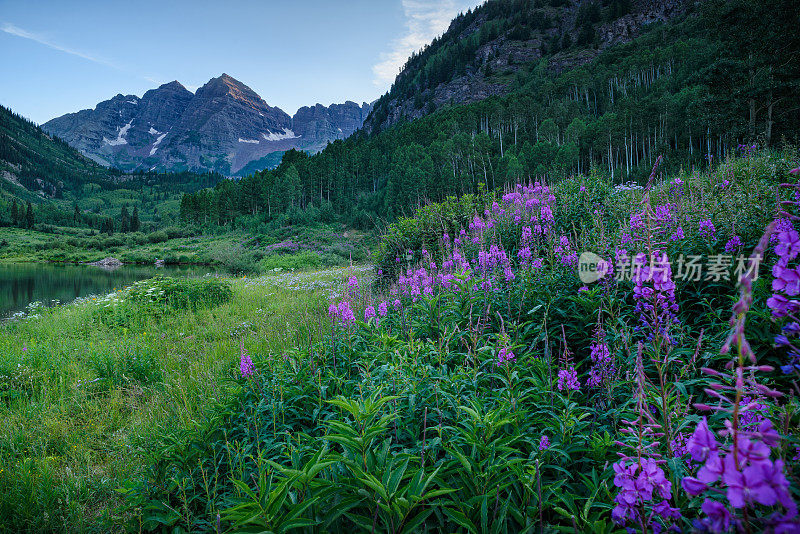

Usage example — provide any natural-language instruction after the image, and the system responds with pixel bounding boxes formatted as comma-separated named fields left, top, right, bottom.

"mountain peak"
left=159, top=80, right=189, bottom=92
left=197, top=73, right=267, bottom=108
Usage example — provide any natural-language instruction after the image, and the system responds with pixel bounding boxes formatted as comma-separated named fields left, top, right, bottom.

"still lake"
left=0, top=263, right=221, bottom=319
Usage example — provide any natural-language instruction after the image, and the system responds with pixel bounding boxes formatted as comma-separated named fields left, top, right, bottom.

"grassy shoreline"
left=0, top=265, right=370, bottom=531
left=0, top=224, right=375, bottom=273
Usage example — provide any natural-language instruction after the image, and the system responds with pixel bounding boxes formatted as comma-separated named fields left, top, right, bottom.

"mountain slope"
left=364, top=0, right=687, bottom=133
left=43, top=74, right=372, bottom=176
left=0, top=103, right=121, bottom=201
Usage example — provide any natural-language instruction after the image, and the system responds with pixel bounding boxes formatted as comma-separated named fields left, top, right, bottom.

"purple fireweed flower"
left=612, top=458, right=675, bottom=527
left=364, top=305, right=376, bottom=321
left=337, top=301, right=356, bottom=325
left=683, top=221, right=799, bottom=530
left=632, top=252, right=679, bottom=342
left=775, top=229, right=800, bottom=260
left=612, top=342, right=681, bottom=532
left=770, top=218, right=794, bottom=244
left=539, top=435, right=550, bottom=450
left=240, top=351, right=254, bottom=378
left=725, top=235, right=743, bottom=253
left=393, top=299, right=401, bottom=310
left=347, top=275, right=359, bottom=290
left=699, top=499, right=732, bottom=533
left=686, top=417, right=718, bottom=462
left=722, top=462, right=777, bottom=508
left=496, top=347, right=516, bottom=366
left=699, top=219, right=716, bottom=240
left=587, top=325, right=614, bottom=389
left=772, top=263, right=800, bottom=296
left=557, top=366, right=580, bottom=391
left=378, top=301, right=388, bottom=317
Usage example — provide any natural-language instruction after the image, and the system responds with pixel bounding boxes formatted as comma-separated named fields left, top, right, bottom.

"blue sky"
left=0, top=0, right=482, bottom=124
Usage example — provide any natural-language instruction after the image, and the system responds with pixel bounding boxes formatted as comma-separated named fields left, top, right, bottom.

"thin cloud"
left=372, top=0, right=482, bottom=88
left=1, top=22, right=117, bottom=69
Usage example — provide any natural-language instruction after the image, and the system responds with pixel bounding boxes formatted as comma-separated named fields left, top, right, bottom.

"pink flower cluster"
left=391, top=182, right=558, bottom=300
left=556, top=366, right=580, bottom=391
left=632, top=252, right=679, bottom=342
left=587, top=325, right=614, bottom=389
left=240, top=350, right=254, bottom=378
left=699, top=219, right=717, bottom=240
left=682, top=417, right=796, bottom=532
left=328, top=300, right=356, bottom=326
left=496, top=347, right=516, bottom=366
left=724, top=235, right=743, bottom=253
left=767, top=223, right=800, bottom=318
left=612, top=344, right=681, bottom=532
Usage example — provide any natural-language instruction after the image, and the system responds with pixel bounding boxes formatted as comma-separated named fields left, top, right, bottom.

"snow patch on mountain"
left=263, top=128, right=299, bottom=142
left=238, top=138, right=260, bottom=144
left=148, top=127, right=160, bottom=135
left=103, top=120, right=133, bottom=146
left=149, top=133, right=167, bottom=156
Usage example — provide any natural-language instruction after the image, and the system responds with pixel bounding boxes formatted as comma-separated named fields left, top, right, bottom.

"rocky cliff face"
left=292, top=101, right=372, bottom=151
left=43, top=74, right=372, bottom=176
left=363, top=0, right=688, bottom=133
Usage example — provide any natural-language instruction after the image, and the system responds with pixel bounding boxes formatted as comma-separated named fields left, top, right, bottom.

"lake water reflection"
left=0, top=263, right=220, bottom=318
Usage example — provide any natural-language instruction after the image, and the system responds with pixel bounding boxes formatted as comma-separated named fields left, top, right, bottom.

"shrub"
left=126, top=275, right=232, bottom=311
left=208, top=243, right=259, bottom=273
left=258, top=250, right=322, bottom=272
left=147, top=231, right=169, bottom=244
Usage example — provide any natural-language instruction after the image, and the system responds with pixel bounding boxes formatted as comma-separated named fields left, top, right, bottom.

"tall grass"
left=0, top=268, right=356, bottom=532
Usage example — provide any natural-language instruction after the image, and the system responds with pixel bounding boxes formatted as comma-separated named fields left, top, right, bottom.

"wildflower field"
left=2, top=151, right=800, bottom=532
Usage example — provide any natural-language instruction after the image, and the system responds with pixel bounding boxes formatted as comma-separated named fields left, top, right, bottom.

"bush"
left=102, top=235, right=124, bottom=248
left=208, top=243, right=259, bottom=273
left=258, top=250, right=322, bottom=272
left=147, top=231, right=169, bottom=244
left=163, top=226, right=186, bottom=239
left=126, top=276, right=232, bottom=311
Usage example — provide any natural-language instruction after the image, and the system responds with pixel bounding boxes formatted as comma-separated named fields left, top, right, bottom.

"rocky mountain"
left=43, top=74, right=371, bottom=176
left=363, top=0, right=688, bottom=133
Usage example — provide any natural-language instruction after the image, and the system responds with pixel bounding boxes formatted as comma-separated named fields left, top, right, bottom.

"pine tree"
left=25, top=202, right=34, bottom=229
left=131, top=206, right=140, bottom=232
left=121, top=206, right=130, bottom=233
left=73, top=205, right=81, bottom=224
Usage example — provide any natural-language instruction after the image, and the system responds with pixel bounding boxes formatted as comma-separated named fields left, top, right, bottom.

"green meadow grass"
left=0, top=267, right=367, bottom=532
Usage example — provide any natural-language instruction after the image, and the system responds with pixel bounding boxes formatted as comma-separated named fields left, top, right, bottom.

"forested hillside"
left=363, top=0, right=684, bottom=132
left=179, top=0, right=799, bottom=229
left=0, top=104, right=120, bottom=200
